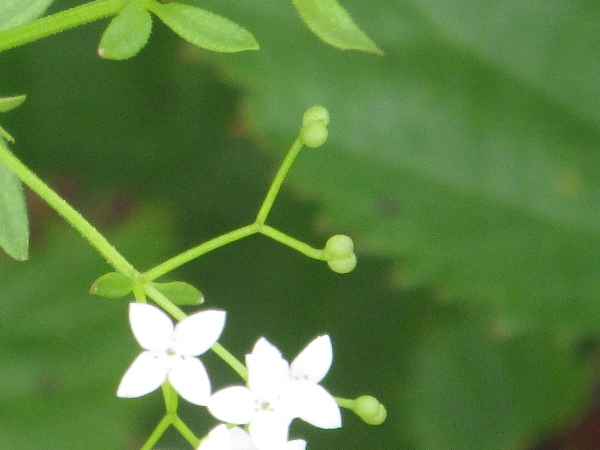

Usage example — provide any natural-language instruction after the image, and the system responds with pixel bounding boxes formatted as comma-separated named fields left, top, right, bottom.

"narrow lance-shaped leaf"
left=90, top=272, right=135, bottom=298
left=0, top=143, right=29, bottom=261
left=147, top=2, right=259, bottom=53
left=0, top=95, right=26, bottom=113
left=292, top=0, right=382, bottom=54
left=98, top=1, right=153, bottom=60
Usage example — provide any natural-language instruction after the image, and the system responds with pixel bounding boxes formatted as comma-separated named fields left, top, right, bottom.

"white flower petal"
left=129, top=303, right=174, bottom=351
left=279, top=380, right=341, bottom=429
left=248, top=411, right=291, bottom=450
left=198, top=424, right=232, bottom=450
left=209, top=386, right=255, bottom=424
left=229, top=427, right=257, bottom=450
left=247, top=338, right=290, bottom=401
left=286, top=440, right=307, bottom=450
left=169, top=355, right=211, bottom=405
left=117, top=351, right=168, bottom=398
left=290, top=335, right=332, bottom=383
left=173, top=309, right=226, bottom=356
left=252, top=337, right=283, bottom=359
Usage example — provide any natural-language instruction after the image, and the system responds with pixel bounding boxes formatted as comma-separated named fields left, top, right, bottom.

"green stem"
left=260, top=225, right=326, bottom=260
left=161, top=382, right=179, bottom=413
left=172, top=416, right=200, bottom=448
left=335, top=396, right=355, bottom=409
left=212, top=342, right=248, bottom=380
left=140, top=416, right=171, bottom=450
left=143, top=283, right=186, bottom=321
left=0, top=0, right=126, bottom=53
left=0, top=140, right=138, bottom=276
left=144, top=224, right=258, bottom=281
left=255, top=138, right=303, bottom=225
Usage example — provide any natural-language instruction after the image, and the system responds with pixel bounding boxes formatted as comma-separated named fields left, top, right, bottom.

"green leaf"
left=0, top=95, right=26, bottom=113
left=0, top=157, right=29, bottom=261
left=90, top=272, right=134, bottom=298
left=0, top=0, right=55, bottom=31
left=147, top=2, right=258, bottom=52
left=203, top=0, right=600, bottom=335
left=292, top=0, right=382, bottom=54
left=98, top=1, right=153, bottom=60
left=152, top=280, right=204, bottom=305
left=401, top=309, right=585, bottom=449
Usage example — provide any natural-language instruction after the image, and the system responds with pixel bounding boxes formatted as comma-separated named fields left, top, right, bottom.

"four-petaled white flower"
left=117, top=302, right=226, bottom=406
left=208, top=335, right=341, bottom=450
left=197, top=424, right=306, bottom=450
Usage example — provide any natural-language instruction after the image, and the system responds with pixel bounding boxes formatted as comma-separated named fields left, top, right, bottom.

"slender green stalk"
left=0, top=140, right=138, bottom=276
left=143, top=283, right=187, bottom=321
left=335, top=396, right=355, bottom=409
left=260, top=225, right=326, bottom=260
left=144, top=224, right=259, bottom=281
left=255, top=138, right=304, bottom=225
left=212, top=342, right=248, bottom=380
left=140, top=416, right=171, bottom=450
left=162, top=382, right=179, bottom=413
left=172, top=416, right=200, bottom=447
left=132, top=284, right=147, bottom=303
left=0, top=0, right=126, bottom=53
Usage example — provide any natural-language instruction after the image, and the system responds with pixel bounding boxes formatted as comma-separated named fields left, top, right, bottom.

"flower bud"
left=302, top=105, right=330, bottom=126
left=300, top=121, right=328, bottom=148
left=327, top=253, right=357, bottom=274
left=325, top=234, right=354, bottom=259
left=353, top=395, right=387, bottom=425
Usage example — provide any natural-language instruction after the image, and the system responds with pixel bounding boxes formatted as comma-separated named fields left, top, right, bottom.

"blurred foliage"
left=1, top=0, right=600, bottom=449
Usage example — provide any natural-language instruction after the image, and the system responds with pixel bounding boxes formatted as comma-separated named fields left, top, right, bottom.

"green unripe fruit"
left=353, top=395, right=387, bottom=425
left=300, top=121, right=328, bottom=148
left=302, top=105, right=330, bottom=126
left=327, top=253, right=357, bottom=274
left=325, top=234, right=354, bottom=259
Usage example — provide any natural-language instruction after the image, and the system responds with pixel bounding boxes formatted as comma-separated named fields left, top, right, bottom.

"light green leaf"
left=0, top=95, right=26, bottom=113
left=152, top=280, right=204, bottom=305
left=401, top=310, right=585, bottom=449
left=292, top=0, right=382, bottom=54
left=98, top=1, right=153, bottom=60
left=0, top=157, right=28, bottom=261
left=147, top=2, right=258, bottom=52
left=90, top=272, right=134, bottom=298
left=0, top=0, right=55, bottom=31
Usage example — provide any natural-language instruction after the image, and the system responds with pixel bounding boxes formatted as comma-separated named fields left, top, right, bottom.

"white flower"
left=116, top=302, right=226, bottom=406
left=198, top=424, right=306, bottom=450
left=208, top=335, right=341, bottom=450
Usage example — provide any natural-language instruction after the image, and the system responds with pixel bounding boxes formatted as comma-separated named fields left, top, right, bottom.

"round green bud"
left=325, top=234, right=354, bottom=259
left=300, top=121, right=328, bottom=148
left=327, top=253, right=357, bottom=274
left=302, top=105, right=330, bottom=126
left=353, top=395, right=387, bottom=425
